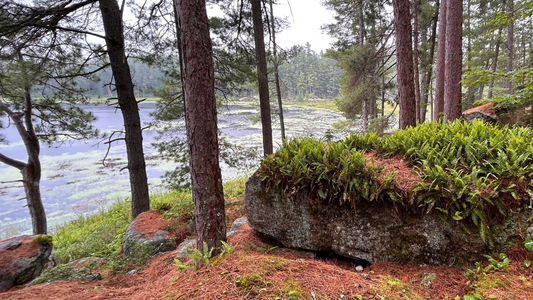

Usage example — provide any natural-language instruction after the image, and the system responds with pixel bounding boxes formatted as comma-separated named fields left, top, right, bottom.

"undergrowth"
left=53, top=177, right=247, bottom=265
left=260, top=120, right=533, bottom=246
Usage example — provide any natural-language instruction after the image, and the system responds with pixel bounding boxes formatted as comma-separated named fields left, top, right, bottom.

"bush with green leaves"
left=260, top=120, right=533, bottom=246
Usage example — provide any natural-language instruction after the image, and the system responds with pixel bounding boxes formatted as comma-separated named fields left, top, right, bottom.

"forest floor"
left=3, top=198, right=533, bottom=300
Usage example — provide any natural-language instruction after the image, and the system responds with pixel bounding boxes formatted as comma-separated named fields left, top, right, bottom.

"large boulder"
left=462, top=102, right=530, bottom=126
left=0, top=235, right=53, bottom=292
left=245, top=174, right=490, bottom=266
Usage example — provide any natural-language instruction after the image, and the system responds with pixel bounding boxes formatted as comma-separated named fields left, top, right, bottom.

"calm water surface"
left=0, top=102, right=346, bottom=236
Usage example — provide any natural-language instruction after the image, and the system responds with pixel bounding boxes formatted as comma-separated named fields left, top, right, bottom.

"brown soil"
left=3, top=202, right=533, bottom=300
left=364, top=152, right=419, bottom=192
left=0, top=236, right=43, bottom=268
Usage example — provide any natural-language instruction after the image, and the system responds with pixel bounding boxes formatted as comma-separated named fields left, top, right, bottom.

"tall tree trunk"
left=488, top=25, right=503, bottom=99
left=413, top=0, right=421, bottom=122
left=443, top=0, right=462, bottom=121
left=99, top=0, right=150, bottom=219
left=506, top=0, right=514, bottom=94
left=420, top=0, right=438, bottom=123
left=174, top=0, right=226, bottom=253
left=269, top=0, right=285, bottom=140
left=434, top=0, right=446, bottom=121
left=393, top=0, right=416, bottom=129
left=251, top=0, right=273, bottom=155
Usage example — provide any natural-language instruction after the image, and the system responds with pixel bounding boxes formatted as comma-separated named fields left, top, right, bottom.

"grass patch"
left=53, top=200, right=131, bottom=264
left=370, top=276, right=424, bottom=300
left=223, top=176, right=248, bottom=200
left=52, top=177, right=248, bottom=265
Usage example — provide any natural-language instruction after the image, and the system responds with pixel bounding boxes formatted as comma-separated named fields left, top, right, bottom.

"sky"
left=271, top=0, right=336, bottom=53
left=208, top=0, right=336, bottom=53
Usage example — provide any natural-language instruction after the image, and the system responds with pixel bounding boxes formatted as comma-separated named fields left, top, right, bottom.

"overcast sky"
left=273, top=0, right=335, bottom=53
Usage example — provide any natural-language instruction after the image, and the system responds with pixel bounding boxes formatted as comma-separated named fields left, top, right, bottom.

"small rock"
left=420, top=272, right=437, bottom=288
left=355, top=265, right=364, bottom=272
left=175, top=239, right=196, bottom=259
left=127, top=269, right=140, bottom=275
left=0, top=240, right=22, bottom=251
left=526, top=227, right=533, bottom=240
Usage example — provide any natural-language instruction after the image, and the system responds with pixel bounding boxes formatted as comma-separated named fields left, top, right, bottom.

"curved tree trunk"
left=174, top=0, right=226, bottom=253
left=0, top=84, right=47, bottom=234
left=99, top=0, right=150, bottom=219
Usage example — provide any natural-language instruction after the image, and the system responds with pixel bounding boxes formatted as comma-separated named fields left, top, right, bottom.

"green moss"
left=370, top=276, right=423, bottom=300
left=281, top=279, right=303, bottom=300
left=235, top=273, right=272, bottom=294
left=34, top=234, right=53, bottom=245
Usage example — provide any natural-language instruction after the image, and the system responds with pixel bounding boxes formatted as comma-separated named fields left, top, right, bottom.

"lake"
left=0, top=102, right=346, bottom=237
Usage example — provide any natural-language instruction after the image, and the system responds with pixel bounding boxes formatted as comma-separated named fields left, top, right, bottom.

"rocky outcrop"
left=28, top=257, right=104, bottom=286
left=245, top=174, right=489, bottom=266
left=0, top=235, right=53, bottom=292
left=462, top=102, right=530, bottom=126
left=462, top=102, right=498, bottom=123
left=121, top=211, right=179, bottom=257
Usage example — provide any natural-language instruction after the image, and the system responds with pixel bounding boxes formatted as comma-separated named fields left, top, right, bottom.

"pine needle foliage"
left=260, top=120, right=533, bottom=246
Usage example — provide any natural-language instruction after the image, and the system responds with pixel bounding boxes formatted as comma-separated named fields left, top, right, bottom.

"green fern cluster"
left=260, top=120, right=533, bottom=246
left=261, top=137, right=392, bottom=207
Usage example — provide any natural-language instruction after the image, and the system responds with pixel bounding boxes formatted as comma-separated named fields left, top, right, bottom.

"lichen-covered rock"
left=462, top=102, right=498, bottom=123
left=244, top=173, right=488, bottom=266
left=0, top=235, right=53, bottom=292
left=27, top=257, right=104, bottom=286
left=121, top=223, right=177, bottom=258
left=121, top=210, right=185, bottom=258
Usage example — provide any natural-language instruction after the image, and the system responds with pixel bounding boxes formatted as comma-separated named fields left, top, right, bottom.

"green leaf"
left=524, top=260, right=531, bottom=268
left=525, top=240, right=533, bottom=252
left=453, top=211, right=464, bottom=221
left=463, top=295, right=475, bottom=300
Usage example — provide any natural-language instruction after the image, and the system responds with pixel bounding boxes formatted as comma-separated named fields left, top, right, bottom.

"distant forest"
left=76, top=45, right=342, bottom=100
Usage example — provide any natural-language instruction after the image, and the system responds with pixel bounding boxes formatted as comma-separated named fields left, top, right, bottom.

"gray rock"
left=227, top=217, right=248, bottom=238
left=0, top=240, right=21, bottom=251
left=27, top=257, right=104, bottom=287
left=244, top=173, right=487, bottom=266
left=0, top=235, right=53, bottom=292
left=421, top=273, right=437, bottom=288
left=121, top=219, right=177, bottom=258
left=175, top=239, right=196, bottom=259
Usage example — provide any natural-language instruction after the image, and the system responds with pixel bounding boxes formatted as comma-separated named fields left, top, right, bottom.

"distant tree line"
left=277, top=43, right=342, bottom=100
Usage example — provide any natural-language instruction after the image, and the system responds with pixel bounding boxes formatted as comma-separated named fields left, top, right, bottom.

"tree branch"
left=0, top=152, right=26, bottom=170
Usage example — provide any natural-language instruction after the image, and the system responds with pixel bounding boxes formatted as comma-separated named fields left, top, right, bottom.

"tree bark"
left=413, top=0, right=421, bottom=122
left=269, top=0, right=285, bottom=141
left=488, top=25, right=503, bottom=99
left=506, top=0, right=514, bottom=94
left=434, top=0, right=446, bottom=121
left=443, top=0, right=462, bottom=121
left=99, top=0, right=150, bottom=219
left=251, top=0, right=273, bottom=155
left=0, top=88, right=47, bottom=234
left=174, top=0, right=226, bottom=253
left=420, top=0, right=438, bottom=123
left=393, top=0, right=416, bottom=129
